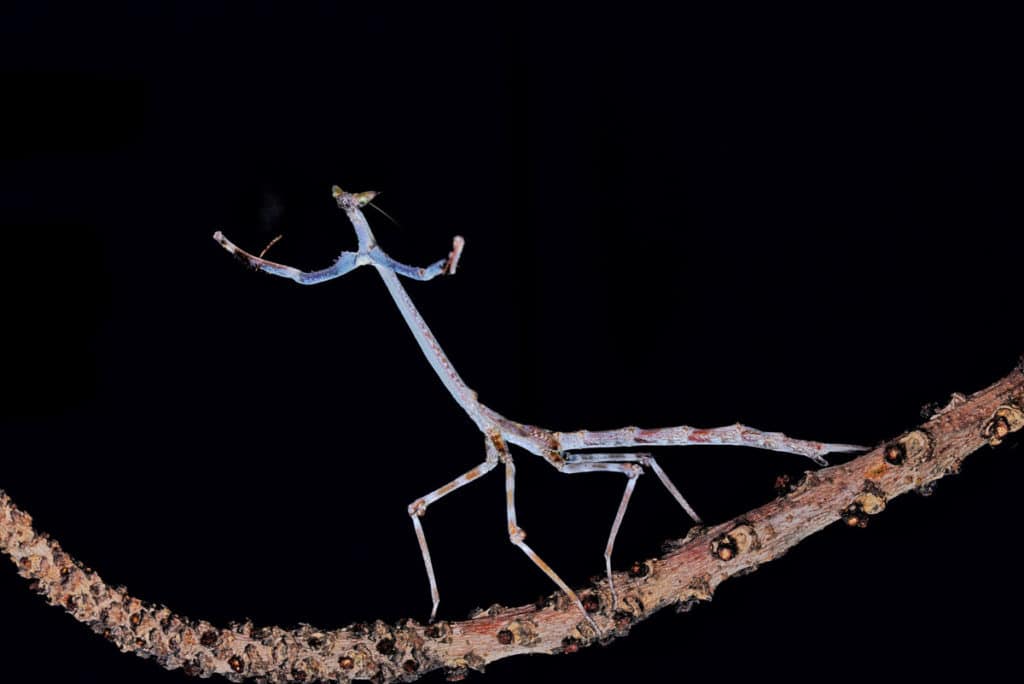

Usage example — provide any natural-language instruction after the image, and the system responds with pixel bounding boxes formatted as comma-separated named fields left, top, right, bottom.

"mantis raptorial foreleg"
left=373, top=236, right=465, bottom=280
left=214, top=231, right=360, bottom=285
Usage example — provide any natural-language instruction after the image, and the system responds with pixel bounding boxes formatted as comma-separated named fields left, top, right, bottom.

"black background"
left=1, top=4, right=1021, bottom=683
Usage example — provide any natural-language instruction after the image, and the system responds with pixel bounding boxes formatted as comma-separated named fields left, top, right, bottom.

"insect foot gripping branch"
left=210, top=186, right=867, bottom=629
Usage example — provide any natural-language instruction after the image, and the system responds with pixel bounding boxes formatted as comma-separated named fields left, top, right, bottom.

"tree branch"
left=3, top=364, right=1021, bottom=683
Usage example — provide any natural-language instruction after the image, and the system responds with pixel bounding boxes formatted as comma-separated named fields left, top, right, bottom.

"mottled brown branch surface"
left=2, top=366, right=1022, bottom=683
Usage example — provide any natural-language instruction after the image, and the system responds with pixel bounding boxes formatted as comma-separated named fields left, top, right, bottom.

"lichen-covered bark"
left=2, top=365, right=1021, bottom=683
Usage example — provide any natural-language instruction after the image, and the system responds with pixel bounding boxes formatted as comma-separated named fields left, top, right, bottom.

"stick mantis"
left=213, top=187, right=864, bottom=632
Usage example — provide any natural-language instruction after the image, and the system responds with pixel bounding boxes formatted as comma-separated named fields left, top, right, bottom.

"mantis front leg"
left=213, top=231, right=361, bottom=285
left=373, top=236, right=465, bottom=280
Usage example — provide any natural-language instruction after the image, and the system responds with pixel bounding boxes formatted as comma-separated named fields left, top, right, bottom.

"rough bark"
left=2, top=364, right=1022, bottom=683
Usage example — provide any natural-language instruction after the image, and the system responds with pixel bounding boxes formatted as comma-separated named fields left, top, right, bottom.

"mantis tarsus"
left=213, top=186, right=865, bottom=632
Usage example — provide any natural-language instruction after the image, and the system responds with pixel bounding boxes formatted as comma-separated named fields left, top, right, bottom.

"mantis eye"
left=331, top=185, right=344, bottom=199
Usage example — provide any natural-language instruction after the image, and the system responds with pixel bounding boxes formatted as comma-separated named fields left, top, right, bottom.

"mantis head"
left=332, top=185, right=377, bottom=211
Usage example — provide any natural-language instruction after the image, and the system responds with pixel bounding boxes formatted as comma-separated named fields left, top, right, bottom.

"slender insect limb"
left=559, top=461, right=642, bottom=610
left=556, top=423, right=866, bottom=466
left=213, top=231, right=361, bottom=285
left=641, top=455, right=702, bottom=524
left=562, top=452, right=702, bottom=523
left=606, top=474, right=638, bottom=611
left=369, top=234, right=465, bottom=282
left=559, top=453, right=701, bottom=608
left=408, top=446, right=501, bottom=621
left=496, top=435, right=599, bottom=632
left=371, top=251, right=448, bottom=281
